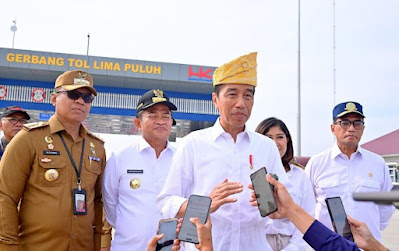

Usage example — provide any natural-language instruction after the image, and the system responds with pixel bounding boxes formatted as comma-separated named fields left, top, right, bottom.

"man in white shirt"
left=103, top=89, right=177, bottom=250
left=305, top=101, right=395, bottom=242
left=157, top=52, right=290, bottom=251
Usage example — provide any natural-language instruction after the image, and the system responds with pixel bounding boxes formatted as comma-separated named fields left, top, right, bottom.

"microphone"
left=353, top=191, right=399, bottom=209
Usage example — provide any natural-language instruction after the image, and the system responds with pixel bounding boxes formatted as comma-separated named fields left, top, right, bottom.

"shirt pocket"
left=356, top=179, right=380, bottom=192
left=38, top=155, right=67, bottom=187
left=83, top=158, right=102, bottom=189
left=317, top=179, right=341, bottom=198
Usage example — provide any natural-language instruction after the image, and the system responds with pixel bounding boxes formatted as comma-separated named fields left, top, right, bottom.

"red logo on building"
left=188, top=66, right=213, bottom=80
left=31, top=88, right=46, bottom=102
left=0, top=86, right=7, bottom=100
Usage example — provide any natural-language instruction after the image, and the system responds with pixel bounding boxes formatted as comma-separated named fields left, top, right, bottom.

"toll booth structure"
left=0, top=48, right=219, bottom=140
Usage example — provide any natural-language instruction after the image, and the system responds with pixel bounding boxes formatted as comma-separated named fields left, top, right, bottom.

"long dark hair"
left=255, top=117, right=294, bottom=170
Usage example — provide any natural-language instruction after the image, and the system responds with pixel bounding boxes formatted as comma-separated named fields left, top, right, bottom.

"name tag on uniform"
left=127, top=169, right=143, bottom=174
left=43, top=150, right=60, bottom=155
left=88, top=156, right=100, bottom=162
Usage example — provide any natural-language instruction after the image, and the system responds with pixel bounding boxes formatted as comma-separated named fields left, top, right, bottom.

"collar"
left=48, top=115, right=87, bottom=141
left=138, top=136, right=173, bottom=153
left=331, top=142, right=363, bottom=159
left=210, top=117, right=250, bottom=143
left=0, top=136, right=9, bottom=151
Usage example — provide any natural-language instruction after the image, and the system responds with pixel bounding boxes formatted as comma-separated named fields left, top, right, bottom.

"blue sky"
left=0, top=0, right=398, bottom=156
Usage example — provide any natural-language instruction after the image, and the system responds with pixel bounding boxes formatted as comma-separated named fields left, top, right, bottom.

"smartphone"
left=178, top=194, right=212, bottom=244
left=325, top=197, right=354, bottom=242
left=250, top=167, right=278, bottom=217
left=156, top=218, right=178, bottom=251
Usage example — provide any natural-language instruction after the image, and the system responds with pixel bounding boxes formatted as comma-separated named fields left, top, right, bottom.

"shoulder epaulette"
left=290, top=160, right=305, bottom=170
left=23, top=121, right=49, bottom=131
left=87, top=131, right=105, bottom=144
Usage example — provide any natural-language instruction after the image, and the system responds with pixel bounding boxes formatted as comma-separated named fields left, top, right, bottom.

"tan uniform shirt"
left=0, top=115, right=106, bottom=251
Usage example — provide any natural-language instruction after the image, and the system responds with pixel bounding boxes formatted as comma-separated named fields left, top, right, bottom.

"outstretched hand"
left=209, top=178, right=243, bottom=213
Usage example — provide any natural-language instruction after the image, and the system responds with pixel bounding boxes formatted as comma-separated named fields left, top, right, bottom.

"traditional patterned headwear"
left=213, top=52, right=257, bottom=87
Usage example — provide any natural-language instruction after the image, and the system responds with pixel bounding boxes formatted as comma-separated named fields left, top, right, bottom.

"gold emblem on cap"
left=90, top=142, right=95, bottom=148
left=130, top=178, right=141, bottom=189
left=152, top=89, right=166, bottom=103
left=45, top=136, right=53, bottom=143
left=345, top=102, right=357, bottom=112
left=74, top=71, right=90, bottom=86
left=153, top=89, right=164, bottom=97
left=78, top=71, right=87, bottom=79
left=44, top=169, right=59, bottom=182
left=369, top=172, right=373, bottom=177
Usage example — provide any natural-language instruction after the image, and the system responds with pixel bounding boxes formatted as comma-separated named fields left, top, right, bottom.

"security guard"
left=0, top=70, right=106, bottom=251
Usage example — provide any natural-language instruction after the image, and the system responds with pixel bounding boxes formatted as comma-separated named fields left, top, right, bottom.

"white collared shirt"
left=103, top=137, right=175, bottom=251
left=157, top=118, right=290, bottom=251
left=265, top=164, right=316, bottom=251
left=305, top=143, right=395, bottom=241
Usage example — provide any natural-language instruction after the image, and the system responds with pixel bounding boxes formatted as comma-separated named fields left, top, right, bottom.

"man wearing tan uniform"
left=0, top=70, right=106, bottom=250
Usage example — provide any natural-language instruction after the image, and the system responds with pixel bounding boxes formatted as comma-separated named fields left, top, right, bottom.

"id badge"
left=73, top=188, right=87, bottom=215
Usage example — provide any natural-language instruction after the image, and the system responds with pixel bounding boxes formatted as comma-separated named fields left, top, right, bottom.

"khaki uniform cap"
left=55, top=70, right=97, bottom=96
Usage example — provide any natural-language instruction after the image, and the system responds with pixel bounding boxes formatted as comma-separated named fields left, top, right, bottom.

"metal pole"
left=11, top=20, right=17, bottom=49
left=297, top=0, right=302, bottom=156
left=333, top=0, right=336, bottom=105
left=87, top=33, right=90, bottom=56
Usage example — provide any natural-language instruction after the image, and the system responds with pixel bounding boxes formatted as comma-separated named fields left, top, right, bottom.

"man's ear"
left=330, top=123, right=335, bottom=135
left=50, top=93, right=57, bottom=106
left=133, top=117, right=141, bottom=130
left=212, top=92, right=219, bottom=111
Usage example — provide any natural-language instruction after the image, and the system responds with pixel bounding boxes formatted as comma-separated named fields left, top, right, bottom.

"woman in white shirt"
left=256, top=117, right=316, bottom=251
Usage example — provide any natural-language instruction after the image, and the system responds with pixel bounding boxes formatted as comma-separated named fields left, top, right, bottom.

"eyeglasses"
left=334, top=120, right=364, bottom=130
left=56, top=90, right=94, bottom=104
left=2, top=117, right=28, bottom=125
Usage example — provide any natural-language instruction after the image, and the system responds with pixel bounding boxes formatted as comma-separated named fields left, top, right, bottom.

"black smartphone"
left=250, top=167, right=278, bottom=217
left=325, top=197, right=354, bottom=242
left=157, top=218, right=178, bottom=251
left=178, top=195, right=212, bottom=244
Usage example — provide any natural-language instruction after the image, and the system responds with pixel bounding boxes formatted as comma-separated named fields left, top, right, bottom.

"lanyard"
left=57, top=132, right=85, bottom=191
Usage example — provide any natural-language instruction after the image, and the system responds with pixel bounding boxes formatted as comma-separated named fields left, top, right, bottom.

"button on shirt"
left=157, top=119, right=291, bottom=251
left=103, top=137, right=175, bottom=250
left=305, top=143, right=395, bottom=241
left=266, top=164, right=316, bottom=251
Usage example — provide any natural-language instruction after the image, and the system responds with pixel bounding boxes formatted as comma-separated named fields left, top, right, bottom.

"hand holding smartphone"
left=250, top=167, right=278, bottom=217
left=157, top=218, right=178, bottom=251
left=178, top=195, right=212, bottom=244
left=325, top=197, right=354, bottom=242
